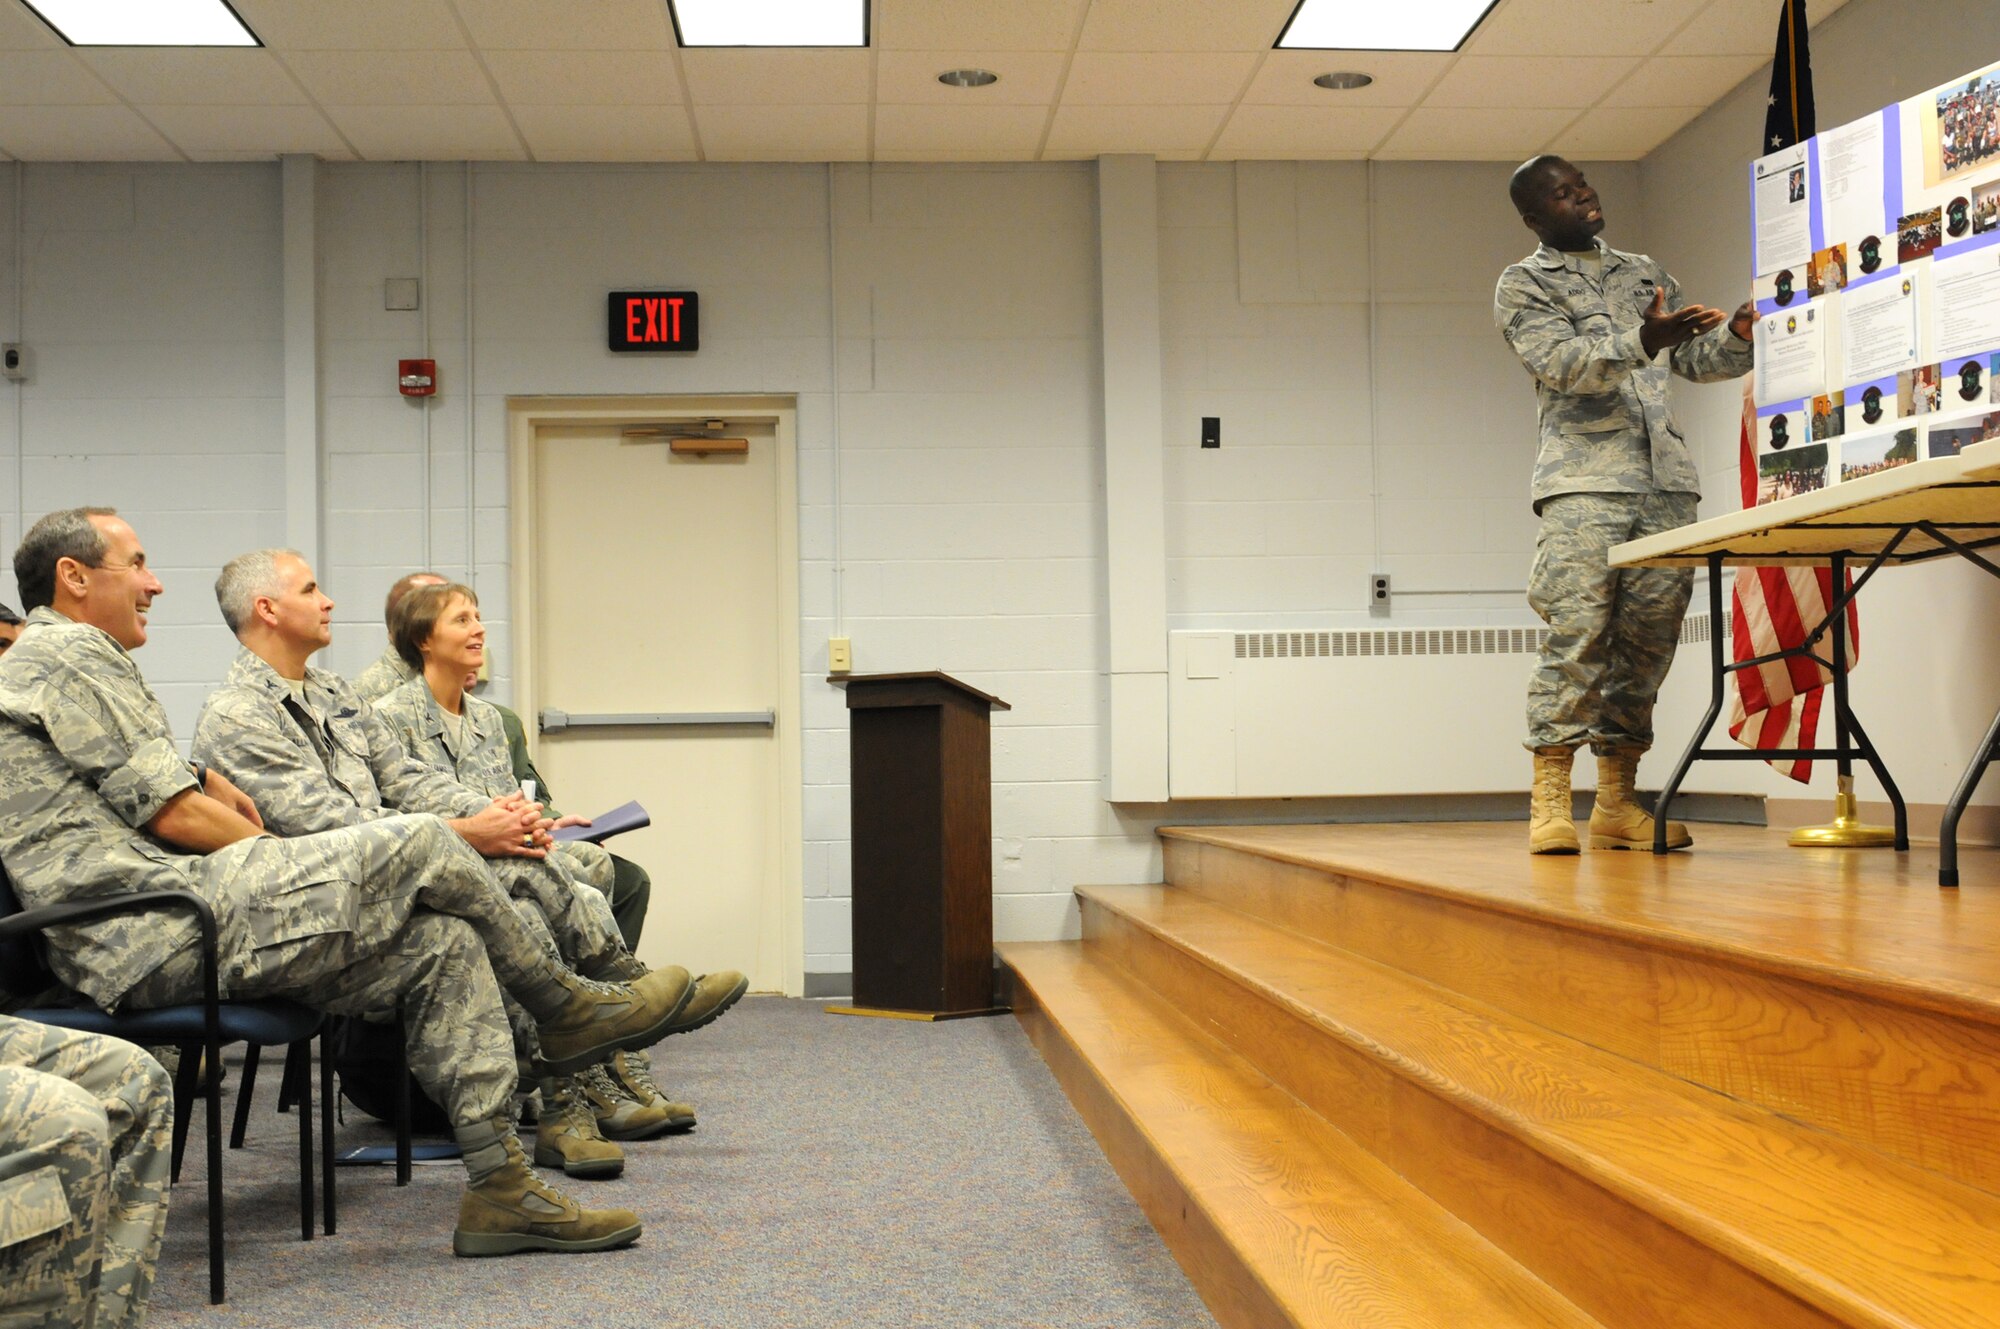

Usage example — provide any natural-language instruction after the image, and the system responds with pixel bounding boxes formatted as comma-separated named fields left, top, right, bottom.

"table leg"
left=1654, top=553, right=1727, bottom=854
left=1939, top=702, right=2000, bottom=888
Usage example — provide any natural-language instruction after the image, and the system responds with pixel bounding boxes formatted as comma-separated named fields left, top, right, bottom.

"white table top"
left=1612, top=443, right=2000, bottom=568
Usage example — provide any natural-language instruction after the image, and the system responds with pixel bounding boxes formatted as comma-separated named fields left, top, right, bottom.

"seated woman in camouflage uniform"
left=374, top=582, right=747, bottom=1166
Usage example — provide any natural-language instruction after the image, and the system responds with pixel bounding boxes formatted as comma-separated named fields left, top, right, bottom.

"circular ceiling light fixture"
left=1314, top=71, right=1374, bottom=90
left=938, top=68, right=999, bottom=88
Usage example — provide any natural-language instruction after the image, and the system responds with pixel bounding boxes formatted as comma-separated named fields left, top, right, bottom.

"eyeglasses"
left=87, top=558, right=148, bottom=574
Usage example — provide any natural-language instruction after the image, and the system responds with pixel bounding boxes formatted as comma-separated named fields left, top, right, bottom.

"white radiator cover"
left=1167, top=620, right=1738, bottom=798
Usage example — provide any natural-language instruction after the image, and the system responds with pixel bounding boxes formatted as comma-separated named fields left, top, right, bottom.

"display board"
left=1748, top=58, right=2000, bottom=505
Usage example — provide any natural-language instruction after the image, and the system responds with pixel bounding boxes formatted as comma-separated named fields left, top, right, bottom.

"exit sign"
left=608, top=290, right=699, bottom=352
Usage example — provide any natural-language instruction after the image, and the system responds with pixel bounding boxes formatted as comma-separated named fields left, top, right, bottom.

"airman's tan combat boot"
left=1529, top=746, right=1580, bottom=854
left=532, top=965, right=693, bottom=1075
left=452, top=1123, right=640, bottom=1257
left=580, top=1053, right=696, bottom=1140
left=533, top=1075, right=625, bottom=1179
left=1590, top=746, right=1692, bottom=850
left=665, top=970, right=749, bottom=1036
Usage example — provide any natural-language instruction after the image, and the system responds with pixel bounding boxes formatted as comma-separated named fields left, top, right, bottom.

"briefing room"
left=4, top=1, right=2000, bottom=1327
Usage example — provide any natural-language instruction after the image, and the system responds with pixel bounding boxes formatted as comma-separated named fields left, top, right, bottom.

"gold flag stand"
left=1788, top=774, right=1898, bottom=847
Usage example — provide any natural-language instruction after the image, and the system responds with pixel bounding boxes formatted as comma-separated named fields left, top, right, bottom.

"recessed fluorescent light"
left=23, top=0, right=258, bottom=46
left=1276, top=0, right=1499, bottom=52
left=938, top=69, right=998, bottom=88
left=669, top=0, right=868, bottom=47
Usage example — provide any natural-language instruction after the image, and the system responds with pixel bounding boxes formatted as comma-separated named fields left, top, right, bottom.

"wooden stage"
left=1000, top=822, right=2000, bottom=1329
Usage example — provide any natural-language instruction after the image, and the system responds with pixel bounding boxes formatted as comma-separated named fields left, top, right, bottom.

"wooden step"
left=1081, top=883, right=2000, bottom=1329
left=1160, top=823, right=2000, bottom=1194
left=999, top=940, right=1607, bottom=1329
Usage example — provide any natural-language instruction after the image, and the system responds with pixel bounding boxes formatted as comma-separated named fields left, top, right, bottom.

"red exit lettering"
left=625, top=296, right=685, bottom=344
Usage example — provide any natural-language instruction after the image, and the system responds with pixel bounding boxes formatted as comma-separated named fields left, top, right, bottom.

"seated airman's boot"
left=532, top=1075, right=625, bottom=1179
left=1590, top=746, right=1692, bottom=850
left=580, top=1054, right=696, bottom=1140
left=532, top=966, right=694, bottom=1075
left=666, top=970, right=749, bottom=1036
left=452, top=1126, right=640, bottom=1257
left=1529, top=746, right=1580, bottom=855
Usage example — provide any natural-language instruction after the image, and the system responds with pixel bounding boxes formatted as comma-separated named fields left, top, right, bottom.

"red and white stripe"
left=1726, top=386, right=1857, bottom=782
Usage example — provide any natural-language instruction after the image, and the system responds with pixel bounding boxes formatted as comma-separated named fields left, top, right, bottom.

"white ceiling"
left=0, top=0, right=1850, bottom=164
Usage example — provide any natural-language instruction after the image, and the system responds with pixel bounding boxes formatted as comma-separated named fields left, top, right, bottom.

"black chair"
left=0, top=867, right=336, bottom=1305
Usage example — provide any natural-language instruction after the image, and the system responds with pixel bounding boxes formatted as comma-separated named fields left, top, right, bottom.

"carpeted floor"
left=146, top=997, right=1218, bottom=1328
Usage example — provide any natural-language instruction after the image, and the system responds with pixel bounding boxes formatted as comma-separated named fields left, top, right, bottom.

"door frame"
left=506, top=393, right=805, bottom=997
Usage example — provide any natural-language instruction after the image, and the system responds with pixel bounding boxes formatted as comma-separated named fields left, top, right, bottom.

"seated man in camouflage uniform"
left=1495, top=156, right=1755, bottom=855
left=0, top=1016, right=171, bottom=1329
left=355, top=572, right=653, bottom=947
left=196, top=550, right=723, bottom=1173
left=379, top=582, right=747, bottom=1137
left=0, top=507, right=689, bottom=1255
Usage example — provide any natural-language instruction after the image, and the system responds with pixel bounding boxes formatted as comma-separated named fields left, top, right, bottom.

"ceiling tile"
left=0, top=2, right=62, bottom=49
left=1424, top=56, right=1639, bottom=110
left=1662, top=0, right=1850, bottom=56
left=1242, top=51, right=1449, bottom=107
left=1463, top=0, right=1709, bottom=57
left=876, top=51, right=1067, bottom=105
left=285, top=51, right=496, bottom=106
left=1062, top=53, right=1259, bottom=105
left=1210, top=104, right=1405, bottom=158
left=0, top=106, right=179, bottom=160
left=1043, top=103, right=1229, bottom=158
left=142, top=104, right=347, bottom=156
left=511, top=104, right=698, bottom=160
left=695, top=104, right=870, bottom=160
left=874, top=104, right=1047, bottom=155
left=1546, top=105, right=1703, bottom=159
left=1077, top=0, right=1297, bottom=52
left=482, top=50, right=683, bottom=105
left=1601, top=54, right=1761, bottom=109
left=1374, top=106, right=1576, bottom=159
left=231, top=0, right=470, bottom=50
left=79, top=50, right=307, bottom=106
left=680, top=49, right=872, bottom=105
left=0, top=52, right=117, bottom=105
left=322, top=105, right=526, bottom=159
left=456, top=0, right=673, bottom=51
left=875, top=0, right=1088, bottom=51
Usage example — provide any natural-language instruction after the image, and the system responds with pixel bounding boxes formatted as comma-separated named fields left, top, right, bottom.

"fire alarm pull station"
left=399, top=359, right=436, bottom=397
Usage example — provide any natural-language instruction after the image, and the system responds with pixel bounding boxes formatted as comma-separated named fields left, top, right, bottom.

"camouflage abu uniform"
left=372, top=677, right=618, bottom=902
left=1495, top=239, right=1754, bottom=751
left=0, top=1017, right=171, bottom=1329
left=350, top=645, right=415, bottom=706
left=496, top=700, right=651, bottom=951
left=0, top=608, right=580, bottom=1148
left=191, top=648, right=629, bottom=1053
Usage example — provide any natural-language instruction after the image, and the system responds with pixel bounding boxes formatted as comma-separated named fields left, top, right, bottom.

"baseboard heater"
left=1167, top=618, right=1726, bottom=799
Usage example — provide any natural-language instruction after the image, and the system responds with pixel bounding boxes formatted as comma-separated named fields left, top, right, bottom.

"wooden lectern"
left=826, top=672, right=1010, bottom=1020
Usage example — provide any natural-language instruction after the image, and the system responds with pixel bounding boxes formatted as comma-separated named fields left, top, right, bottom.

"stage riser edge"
left=1160, top=836, right=2000, bottom=1196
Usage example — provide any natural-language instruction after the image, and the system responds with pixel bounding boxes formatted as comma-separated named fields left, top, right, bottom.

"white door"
left=518, top=401, right=800, bottom=992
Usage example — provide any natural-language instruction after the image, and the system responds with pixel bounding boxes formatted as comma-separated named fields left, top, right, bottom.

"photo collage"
left=1748, top=58, right=2000, bottom=502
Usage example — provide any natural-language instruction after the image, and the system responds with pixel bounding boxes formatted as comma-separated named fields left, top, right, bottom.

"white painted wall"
left=0, top=163, right=286, bottom=735
left=1159, top=158, right=1645, bottom=630
left=1640, top=0, right=2000, bottom=810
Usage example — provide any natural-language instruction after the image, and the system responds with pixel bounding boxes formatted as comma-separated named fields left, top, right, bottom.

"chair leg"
left=319, top=1029, right=337, bottom=1237
left=170, top=1043, right=200, bottom=1182
left=204, top=1033, right=225, bottom=1305
left=277, top=1046, right=299, bottom=1114
left=230, top=1044, right=262, bottom=1150
left=395, top=1028, right=413, bottom=1188
left=287, top=1042, right=314, bottom=1242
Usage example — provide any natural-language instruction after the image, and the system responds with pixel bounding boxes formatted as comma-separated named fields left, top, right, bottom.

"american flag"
left=1727, top=0, right=1854, bottom=782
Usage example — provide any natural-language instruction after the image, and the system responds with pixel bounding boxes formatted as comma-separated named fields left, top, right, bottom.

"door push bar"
left=538, top=708, right=775, bottom=733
